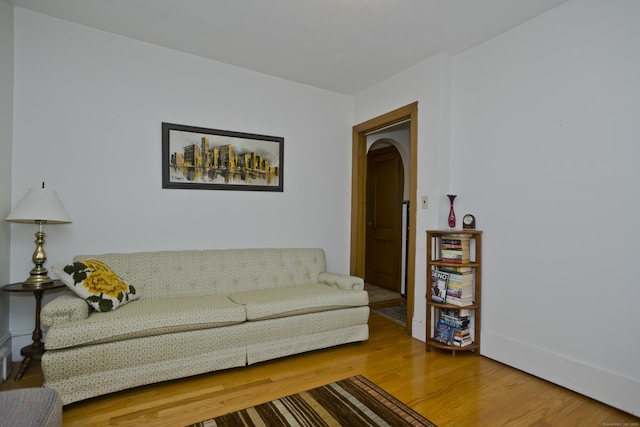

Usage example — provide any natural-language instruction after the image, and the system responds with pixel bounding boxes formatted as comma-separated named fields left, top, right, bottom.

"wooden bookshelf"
left=426, top=229, right=482, bottom=356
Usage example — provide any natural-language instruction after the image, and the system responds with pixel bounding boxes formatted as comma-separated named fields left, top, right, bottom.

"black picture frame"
left=162, top=122, right=284, bottom=192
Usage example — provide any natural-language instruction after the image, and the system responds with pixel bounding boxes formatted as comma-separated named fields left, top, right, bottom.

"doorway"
left=350, top=102, right=418, bottom=333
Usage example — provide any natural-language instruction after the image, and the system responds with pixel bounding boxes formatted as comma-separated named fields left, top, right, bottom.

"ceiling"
left=10, top=0, right=568, bottom=96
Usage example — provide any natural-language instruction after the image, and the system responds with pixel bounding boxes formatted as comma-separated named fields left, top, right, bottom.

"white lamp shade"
left=5, top=188, right=72, bottom=224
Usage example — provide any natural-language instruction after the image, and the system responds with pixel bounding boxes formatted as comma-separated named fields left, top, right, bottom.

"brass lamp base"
left=22, top=267, right=54, bottom=287
left=22, top=228, right=54, bottom=288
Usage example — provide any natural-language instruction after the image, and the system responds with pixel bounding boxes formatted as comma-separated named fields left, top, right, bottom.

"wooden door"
left=365, top=146, right=404, bottom=292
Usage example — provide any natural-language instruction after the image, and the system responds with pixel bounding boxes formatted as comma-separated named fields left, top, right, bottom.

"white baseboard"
left=0, top=333, right=12, bottom=383
left=4, top=329, right=32, bottom=361
left=482, top=330, right=639, bottom=417
left=0, top=332, right=11, bottom=348
left=411, top=317, right=426, bottom=342
left=0, top=346, right=11, bottom=382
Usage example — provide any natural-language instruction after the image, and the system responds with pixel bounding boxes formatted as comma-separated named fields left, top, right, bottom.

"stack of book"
left=440, top=235, right=471, bottom=264
left=453, top=329, right=473, bottom=347
left=439, top=308, right=473, bottom=347
left=440, top=308, right=470, bottom=329
left=441, top=266, right=474, bottom=306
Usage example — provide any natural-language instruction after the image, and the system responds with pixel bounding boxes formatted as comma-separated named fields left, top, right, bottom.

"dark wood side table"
left=1, top=280, right=65, bottom=380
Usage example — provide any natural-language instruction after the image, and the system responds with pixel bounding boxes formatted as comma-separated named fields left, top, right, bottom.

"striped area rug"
left=187, top=375, right=435, bottom=427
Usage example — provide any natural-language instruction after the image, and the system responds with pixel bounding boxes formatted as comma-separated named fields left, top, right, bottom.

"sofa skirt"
left=42, top=306, right=370, bottom=405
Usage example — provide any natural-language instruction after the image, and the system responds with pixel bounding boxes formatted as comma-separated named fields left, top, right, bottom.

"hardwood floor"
left=1, top=313, right=637, bottom=426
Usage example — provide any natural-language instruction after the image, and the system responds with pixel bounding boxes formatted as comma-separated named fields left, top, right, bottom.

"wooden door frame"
left=351, top=102, right=418, bottom=334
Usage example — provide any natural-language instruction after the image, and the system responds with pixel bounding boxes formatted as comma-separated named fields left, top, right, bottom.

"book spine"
left=444, top=299, right=473, bottom=306
left=440, top=259, right=468, bottom=264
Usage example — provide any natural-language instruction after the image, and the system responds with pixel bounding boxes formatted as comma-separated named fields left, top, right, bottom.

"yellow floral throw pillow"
left=53, top=260, right=139, bottom=312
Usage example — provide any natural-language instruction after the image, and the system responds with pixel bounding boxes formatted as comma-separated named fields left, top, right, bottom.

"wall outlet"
left=421, top=195, right=428, bottom=209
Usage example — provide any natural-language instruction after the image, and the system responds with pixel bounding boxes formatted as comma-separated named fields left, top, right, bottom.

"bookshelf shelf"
left=428, top=302, right=480, bottom=310
left=426, top=229, right=482, bottom=357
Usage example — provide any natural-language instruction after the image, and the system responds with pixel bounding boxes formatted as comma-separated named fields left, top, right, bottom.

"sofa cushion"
left=228, top=284, right=369, bottom=321
left=44, top=295, right=246, bottom=349
left=52, top=260, right=139, bottom=312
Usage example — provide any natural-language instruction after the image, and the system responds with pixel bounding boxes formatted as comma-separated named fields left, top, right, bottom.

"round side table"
left=1, top=280, right=65, bottom=380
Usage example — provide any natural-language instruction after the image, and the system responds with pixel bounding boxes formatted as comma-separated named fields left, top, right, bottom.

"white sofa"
left=40, top=248, right=369, bottom=405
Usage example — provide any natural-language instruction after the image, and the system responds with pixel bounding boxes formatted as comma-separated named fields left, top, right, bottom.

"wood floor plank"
left=1, top=313, right=637, bottom=426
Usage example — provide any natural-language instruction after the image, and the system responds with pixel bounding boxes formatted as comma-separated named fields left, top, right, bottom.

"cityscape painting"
left=162, top=123, right=284, bottom=192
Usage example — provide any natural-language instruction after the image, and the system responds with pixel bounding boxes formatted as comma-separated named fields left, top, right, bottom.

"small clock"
left=462, top=214, right=476, bottom=229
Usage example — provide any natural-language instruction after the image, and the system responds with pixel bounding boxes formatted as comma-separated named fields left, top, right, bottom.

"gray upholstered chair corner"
left=0, top=387, right=63, bottom=427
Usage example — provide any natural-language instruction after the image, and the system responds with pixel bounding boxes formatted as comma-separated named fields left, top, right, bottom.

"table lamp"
left=5, top=183, right=71, bottom=287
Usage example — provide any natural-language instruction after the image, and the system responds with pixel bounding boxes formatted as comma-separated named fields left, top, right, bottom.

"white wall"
left=0, top=0, right=14, bottom=363
left=451, top=0, right=640, bottom=415
left=9, top=9, right=354, bottom=356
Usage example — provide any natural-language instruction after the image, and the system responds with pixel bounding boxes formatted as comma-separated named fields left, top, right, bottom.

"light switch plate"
left=421, top=195, right=428, bottom=209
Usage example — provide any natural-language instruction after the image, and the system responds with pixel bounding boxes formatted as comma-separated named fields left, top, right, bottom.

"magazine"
left=433, top=322, right=455, bottom=345
left=430, top=269, right=449, bottom=303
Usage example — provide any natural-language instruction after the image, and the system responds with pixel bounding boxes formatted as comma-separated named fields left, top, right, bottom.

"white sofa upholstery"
left=40, top=248, right=369, bottom=405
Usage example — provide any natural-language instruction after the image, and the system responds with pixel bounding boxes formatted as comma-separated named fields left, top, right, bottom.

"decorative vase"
left=447, top=195, right=457, bottom=228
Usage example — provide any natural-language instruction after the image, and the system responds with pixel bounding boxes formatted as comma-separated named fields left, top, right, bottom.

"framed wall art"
left=162, top=122, right=284, bottom=192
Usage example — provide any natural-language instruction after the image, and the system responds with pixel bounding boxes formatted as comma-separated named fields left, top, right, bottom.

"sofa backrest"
left=73, top=248, right=327, bottom=298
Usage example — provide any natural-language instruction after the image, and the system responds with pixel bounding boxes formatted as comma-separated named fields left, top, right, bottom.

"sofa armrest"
left=318, top=272, right=364, bottom=291
left=41, top=290, right=90, bottom=327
